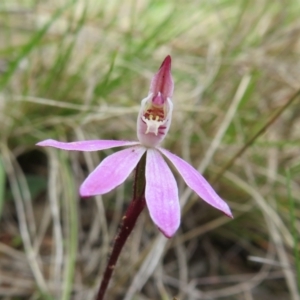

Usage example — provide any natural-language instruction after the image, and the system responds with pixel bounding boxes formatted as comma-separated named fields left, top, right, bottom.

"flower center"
left=142, top=104, right=166, bottom=135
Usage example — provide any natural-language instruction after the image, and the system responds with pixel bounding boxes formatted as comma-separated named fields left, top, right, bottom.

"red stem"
left=96, top=154, right=146, bottom=300
left=96, top=197, right=145, bottom=299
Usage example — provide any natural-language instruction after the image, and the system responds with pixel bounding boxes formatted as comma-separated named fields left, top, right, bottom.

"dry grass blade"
left=1, top=146, right=49, bottom=295
left=212, top=88, right=300, bottom=184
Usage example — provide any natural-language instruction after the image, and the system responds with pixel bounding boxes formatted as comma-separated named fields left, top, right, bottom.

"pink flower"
left=37, top=56, right=232, bottom=238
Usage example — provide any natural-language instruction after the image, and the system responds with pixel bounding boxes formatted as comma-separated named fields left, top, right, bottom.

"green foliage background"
left=0, top=0, right=300, bottom=299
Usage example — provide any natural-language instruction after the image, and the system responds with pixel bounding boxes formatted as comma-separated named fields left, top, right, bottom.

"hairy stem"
left=96, top=154, right=147, bottom=300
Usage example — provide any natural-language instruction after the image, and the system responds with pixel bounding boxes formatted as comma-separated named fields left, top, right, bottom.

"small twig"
left=212, top=88, right=300, bottom=184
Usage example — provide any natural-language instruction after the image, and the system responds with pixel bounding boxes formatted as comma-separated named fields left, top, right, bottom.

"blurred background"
left=1, top=0, right=300, bottom=299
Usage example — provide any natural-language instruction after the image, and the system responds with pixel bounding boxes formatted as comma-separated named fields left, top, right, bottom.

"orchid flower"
left=37, top=56, right=232, bottom=238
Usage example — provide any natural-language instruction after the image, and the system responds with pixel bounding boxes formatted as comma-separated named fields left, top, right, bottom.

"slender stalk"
left=96, top=154, right=147, bottom=300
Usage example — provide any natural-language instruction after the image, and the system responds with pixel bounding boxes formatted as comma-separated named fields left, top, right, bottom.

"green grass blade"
left=286, top=169, right=300, bottom=293
left=0, top=0, right=76, bottom=92
left=60, top=154, right=78, bottom=300
left=0, top=155, right=5, bottom=220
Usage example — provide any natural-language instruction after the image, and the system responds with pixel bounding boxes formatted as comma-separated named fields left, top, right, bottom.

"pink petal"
left=159, top=148, right=233, bottom=218
left=145, top=149, right=180, bottom=238
left=80, top=146, right=146, bottom=197
left=36, top=139, right=139, bottom=151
